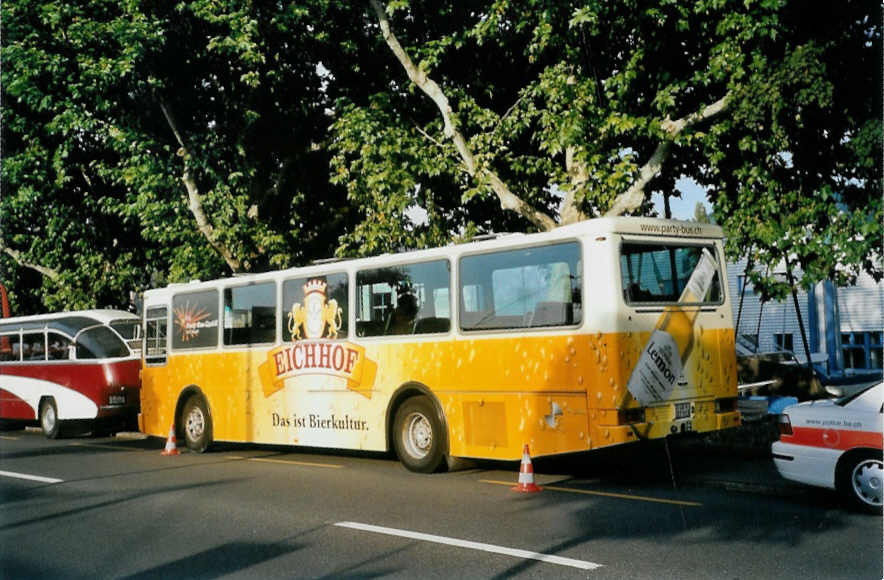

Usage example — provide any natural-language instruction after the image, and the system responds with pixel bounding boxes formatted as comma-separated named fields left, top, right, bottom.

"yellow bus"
left=139, top=217, right=740, bottom=472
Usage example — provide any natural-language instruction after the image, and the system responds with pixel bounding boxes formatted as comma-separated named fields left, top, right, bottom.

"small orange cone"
left=512, top=444, right=542, bottom=492
left=161, top=424, right=180, bottom=456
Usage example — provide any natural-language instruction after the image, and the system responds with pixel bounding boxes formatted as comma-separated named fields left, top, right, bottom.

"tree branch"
left=370, top=0, right=556, bottom=231
left=605, top=95, right=730, bottom=217
left=159, top=101, right=242, bottom=272
left=559, top=145, right=590, bottom=225
left=1, top=243, right=61, bottom=282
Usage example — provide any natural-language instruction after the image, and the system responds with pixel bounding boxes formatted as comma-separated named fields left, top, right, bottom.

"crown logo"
left=303, top=279, right=327, bottom=297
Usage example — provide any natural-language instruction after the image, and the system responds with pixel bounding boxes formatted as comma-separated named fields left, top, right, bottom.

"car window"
left=838, top=383, right=883, bottom=412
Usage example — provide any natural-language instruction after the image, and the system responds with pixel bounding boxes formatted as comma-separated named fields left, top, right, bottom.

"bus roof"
left=0, top=310, right=138, bottom=336
left=146, top=216, right=724, bottom=296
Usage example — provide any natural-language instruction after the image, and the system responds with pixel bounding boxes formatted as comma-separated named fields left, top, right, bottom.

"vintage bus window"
left=47, top=333, right=72, bottom=361
left=356, top=260, right=451, bottom=337
left=110, top=319, right=139, bottom=340
left=0, top=333, right=21, bottom=362
left=224, top=282, right=276, bottom=346
left=22, top=332, right=46, bottom=361
left=282, top=273, right=348, bottom=341
left=145, top=307, right=168, bottom=364
left=459, top=242, right=582, bottom=331
left=620, top=243, right=722, bottom=305
left=76, top=326, right=130, bottom=359
left=172, top=290, right=219, bottom=350
left=110, top=318, right=140, bottom=349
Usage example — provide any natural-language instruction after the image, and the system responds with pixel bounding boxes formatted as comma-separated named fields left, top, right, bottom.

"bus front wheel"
left=393, top=396, right=445, bottom=473
left=181, top=395, right=212, bottom=453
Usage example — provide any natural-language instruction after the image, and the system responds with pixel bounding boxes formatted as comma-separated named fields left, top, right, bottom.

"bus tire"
left=39, top=398, right=62, bottom=439
left=393, top=396, right=445, bottom=473
left=181, top=395, right=213, bottom=453
left=837, top=450, right=883, bottom=514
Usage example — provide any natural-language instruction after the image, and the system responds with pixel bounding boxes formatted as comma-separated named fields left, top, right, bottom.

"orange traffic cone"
left=512, top=444, right=542, bottom=492
left=161, top=424, right=180, bottom=456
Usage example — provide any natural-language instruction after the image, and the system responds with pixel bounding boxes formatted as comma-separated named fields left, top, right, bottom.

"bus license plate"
left=109, top=395, right=126, bottom=405
left=674, top=402, right=691, bottom=419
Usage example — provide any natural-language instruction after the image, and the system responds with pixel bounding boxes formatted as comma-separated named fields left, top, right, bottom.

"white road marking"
left=334, top=521, right=602, bottom=571
left=0, top=470, right=63, bottom=484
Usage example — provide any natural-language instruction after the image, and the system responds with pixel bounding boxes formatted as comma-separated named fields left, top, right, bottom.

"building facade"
left=727, top=258, right=883, bottom=377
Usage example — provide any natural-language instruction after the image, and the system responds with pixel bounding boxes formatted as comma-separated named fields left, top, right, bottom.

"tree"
left=2, top=0, right=369, bottom=311
left=331, top=0, right=881, bottom=296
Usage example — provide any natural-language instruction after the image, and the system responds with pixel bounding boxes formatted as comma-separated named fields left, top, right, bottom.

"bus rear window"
left=620, top=243, right=722, bottom=305
left=76, top=327, right=130, bottom=359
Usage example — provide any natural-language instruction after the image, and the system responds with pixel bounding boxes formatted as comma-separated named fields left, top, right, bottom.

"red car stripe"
left=782, top=426, right=883, bottom=451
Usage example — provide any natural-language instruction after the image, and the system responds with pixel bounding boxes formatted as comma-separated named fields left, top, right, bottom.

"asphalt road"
left=0, top=430, right=881, bottom=579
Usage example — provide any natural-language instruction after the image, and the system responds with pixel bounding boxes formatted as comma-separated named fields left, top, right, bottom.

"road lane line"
left=0, top=436, right=19, bottom=440
left=0, top=470, right=63, bottom=484
left=227, top=455, right=343, bottom=469
left=334, top=521, right=602, bottom=571
left=480, top=479, right=702, bottom=507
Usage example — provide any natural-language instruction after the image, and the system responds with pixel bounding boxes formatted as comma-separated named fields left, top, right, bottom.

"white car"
left=772, top=382, right=883, bottom=513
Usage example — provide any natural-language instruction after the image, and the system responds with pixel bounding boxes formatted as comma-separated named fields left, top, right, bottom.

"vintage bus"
left=139, top=217, right=741, bottom=471
left=0, top=310, right=142, bottom=437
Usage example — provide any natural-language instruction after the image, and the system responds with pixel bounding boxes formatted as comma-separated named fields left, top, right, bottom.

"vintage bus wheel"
left=39, top=398, right=61, bottom=439
left=182, top=395, right=213, bottom=453
left=393, top=396, right=444, bottom=473
left=838, top=451, right=884, bottom=514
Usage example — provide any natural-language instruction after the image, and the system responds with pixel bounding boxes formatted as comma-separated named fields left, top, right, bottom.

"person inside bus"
left=386, top=290, right=419, bottom=336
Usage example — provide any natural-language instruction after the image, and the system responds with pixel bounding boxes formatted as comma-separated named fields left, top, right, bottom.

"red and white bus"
left=0, top=310, right=142, bottom=438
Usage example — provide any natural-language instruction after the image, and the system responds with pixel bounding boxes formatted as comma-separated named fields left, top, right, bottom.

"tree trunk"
left=370, top=0, right=556, bottom=231
left=605, top=96, right=729, bottom=217
left=159, top=101, right=243, bottom=273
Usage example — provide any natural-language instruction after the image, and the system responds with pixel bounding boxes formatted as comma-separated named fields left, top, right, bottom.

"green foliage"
left=2, top=0, right=366, bottom=312
left=2, top=0, right=880, bottom=313
left=331, top=0, right=881, bottom=295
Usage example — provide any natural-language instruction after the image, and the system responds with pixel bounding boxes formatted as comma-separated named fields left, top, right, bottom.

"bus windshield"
left=76, top=326, right=131, bottom=359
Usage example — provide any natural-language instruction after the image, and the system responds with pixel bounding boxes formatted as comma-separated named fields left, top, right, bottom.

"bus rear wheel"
left=393, top=396, right=445, bottom=473
left=181, top=395, right=212, bottom=453
left=39, top=398, right=61, bottom=439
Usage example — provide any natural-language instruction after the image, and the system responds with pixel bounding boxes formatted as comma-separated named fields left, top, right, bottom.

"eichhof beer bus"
left=0, top=310, right=142, bottom=438
left=139, top=217, right=741, bottom=472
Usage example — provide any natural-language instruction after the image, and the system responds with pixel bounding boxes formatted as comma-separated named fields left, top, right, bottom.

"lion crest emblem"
left=288, top=279, right=343, bottom=340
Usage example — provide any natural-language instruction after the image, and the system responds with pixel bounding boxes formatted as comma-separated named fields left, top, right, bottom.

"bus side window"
left=22, top=332, right=46, bottom=361
left=171, top=291, right=219, bottom=350
left=356, top=260, right=450, bottom=337
left=0, top=334, right=21, bottom=362
left=48, top=333, right=72, bottom=361
left=459, top=242, right=582, bottom=331
left=145, top=306, right=168, bottom=364
left=282, top=273, right=348, bottom=341
left=224, top=282, right=276, bottom=346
